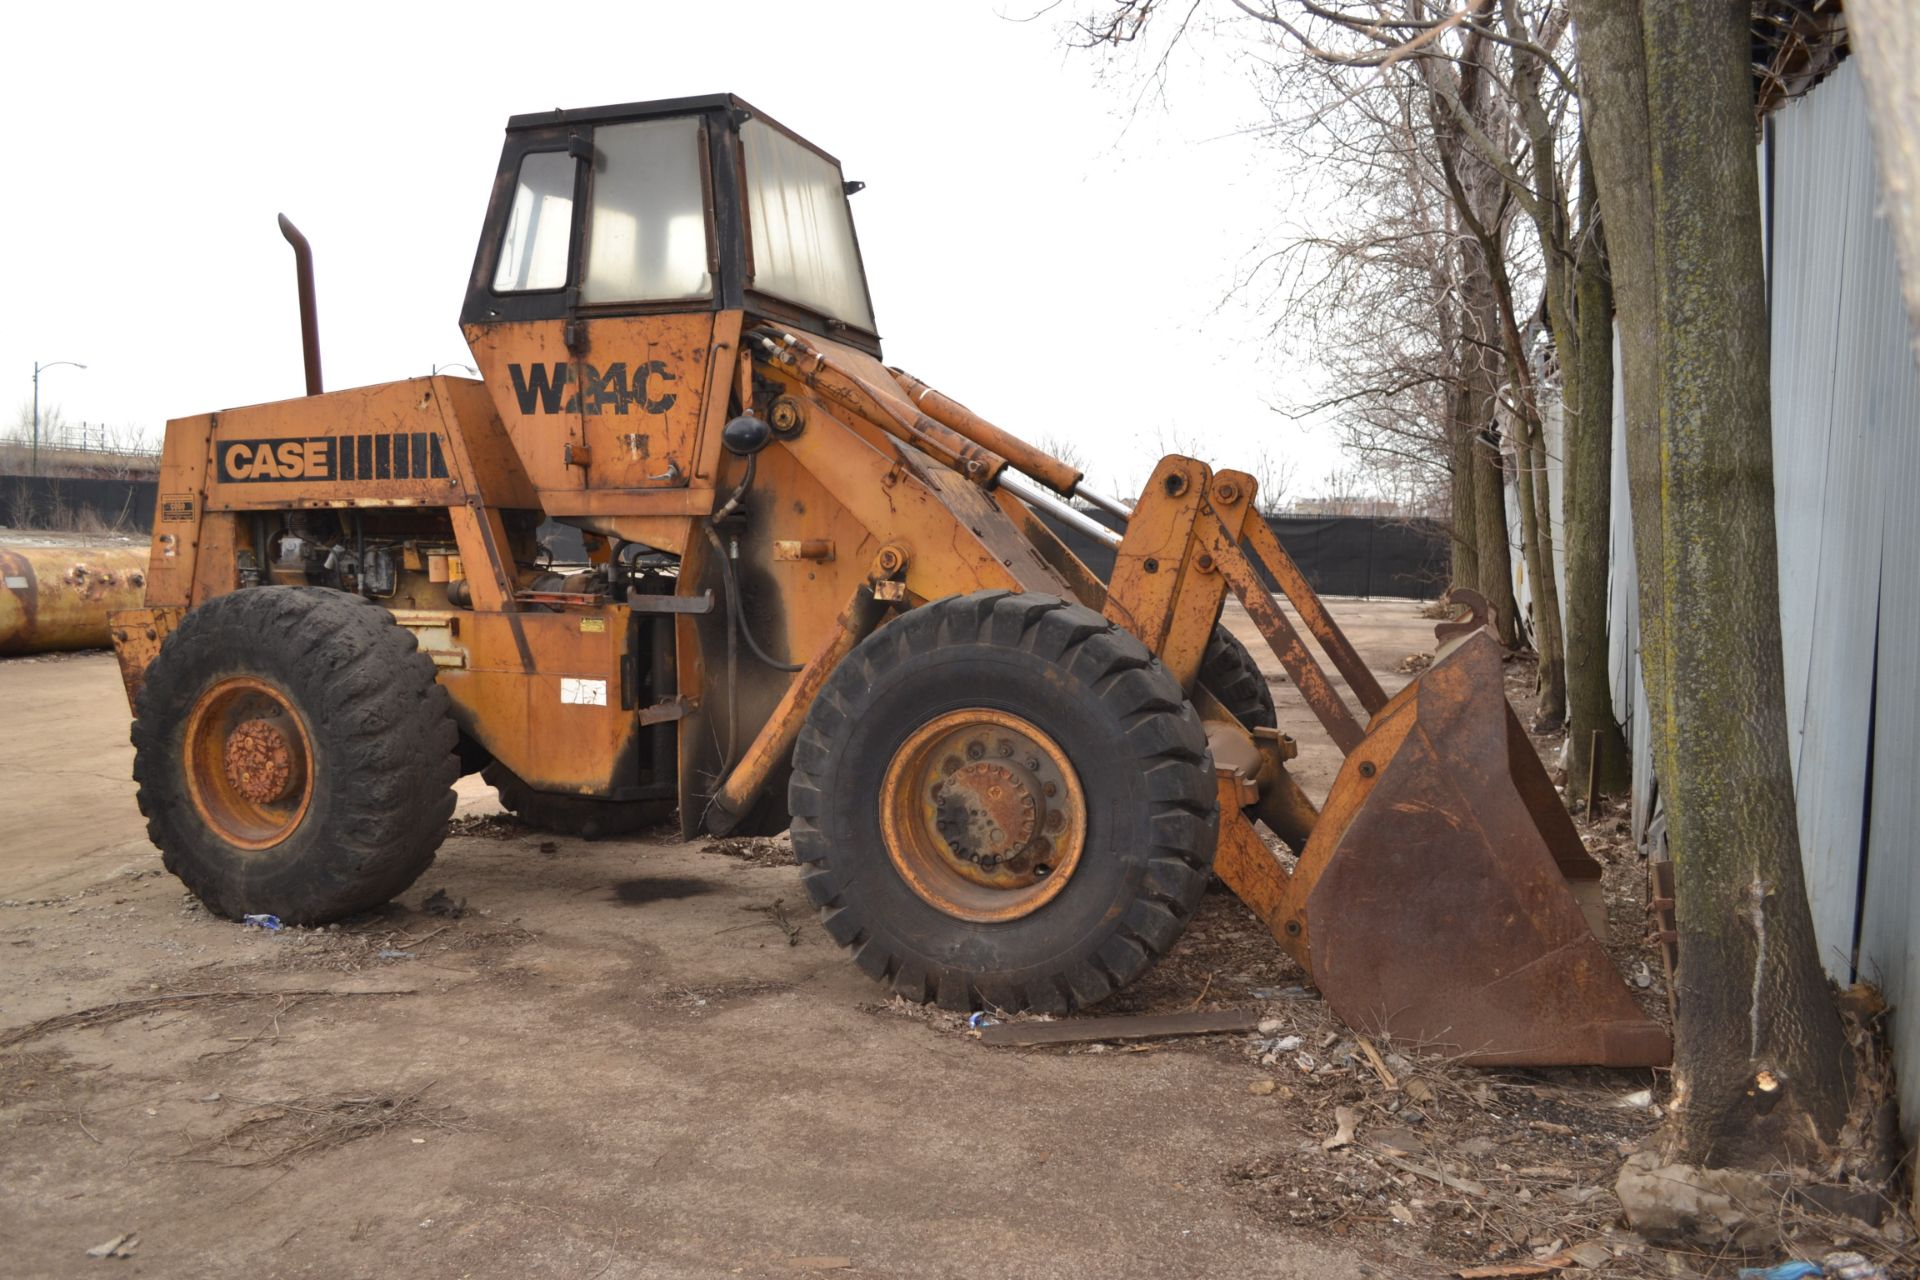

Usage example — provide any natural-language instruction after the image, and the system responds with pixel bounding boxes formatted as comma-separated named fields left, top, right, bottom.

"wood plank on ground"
left=976, top=1009, right=1262, bottom=1047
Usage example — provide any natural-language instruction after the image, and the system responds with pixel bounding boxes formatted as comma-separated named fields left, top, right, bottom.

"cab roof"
left=504, top=94, right=842, bottom=164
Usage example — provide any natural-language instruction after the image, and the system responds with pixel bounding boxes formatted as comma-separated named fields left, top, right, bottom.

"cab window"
left=741, top=120, right=874, bottom=331
left=581, top=117, right=713, bottom=303
left=492, top=151, right=575, bottom=292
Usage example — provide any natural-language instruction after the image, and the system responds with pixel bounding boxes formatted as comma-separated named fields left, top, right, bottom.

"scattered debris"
left=967, top=1012, right=997, bottom=1030
left=1397, top=652, right=1435, bottom=674
left=1615, top=1151, right=1781, bottom=1250
left=1366, top=1126, right=1426, bottom=1156
left=1321, top=1105, right=1358, bottom=1150
left=421, top=889, right=466, bottom=919
left=1356, top=1035, right=1397, bottom=1089
left=1563, top=1241, right=1610, bottom=1269
left=1376, top=1150, right=1487, bottom=1197
left=175, top=1084, right=465, bottom=1168
left=1249, top=1079, right=1277, bottom=1096
left=241, top=914, right=282, bottom=931
left=740, top=898, right=801, bottom=947
left=445, top=813, right=530, bottom=840
left=703, top=835, right=795, bottom=868
left=1738, top=1255, right=1891, bottom=1280
left=975, top=1008, right=1262, bottom=1048
left=85, top=1233, right=138, bottom=1260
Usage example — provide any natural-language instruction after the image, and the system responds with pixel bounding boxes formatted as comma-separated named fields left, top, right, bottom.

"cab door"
left=461, top=113, right=727, bottom=510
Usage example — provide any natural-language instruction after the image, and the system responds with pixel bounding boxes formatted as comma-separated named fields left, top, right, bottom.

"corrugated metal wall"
left=1773, top=62, right=1920, bottom=1134
left=1597, top=59, right=1920, bottom=1136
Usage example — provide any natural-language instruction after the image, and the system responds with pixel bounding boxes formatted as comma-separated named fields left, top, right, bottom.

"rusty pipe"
left=0, top=547, right=149, bottom=654
left=277, top=214, right=323, bottom=396
left=890, top=369, right=1085, bottom=496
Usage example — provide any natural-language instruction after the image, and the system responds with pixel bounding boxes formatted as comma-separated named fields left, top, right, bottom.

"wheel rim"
left=183, top=676, right=315, bottom=850
left=879, top=709, right=1087, bottom=922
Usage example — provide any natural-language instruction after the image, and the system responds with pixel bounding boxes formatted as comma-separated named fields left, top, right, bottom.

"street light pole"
left=31, top=359, right=87, bottom=477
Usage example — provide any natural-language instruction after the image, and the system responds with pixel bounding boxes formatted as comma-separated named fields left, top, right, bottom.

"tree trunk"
left=1470, top=423, right=1518, bottom=647
left=1563, top=191, right=1631, bottom=802
left=1449, top=386, right=1483, bottom=591
left=1508, top=402, right=1561, bottom=715
left=1521, top=405, right=1567, bottom=728
left=1574, top=0, right=1851, bottom=1165
left=1442, top=141, right=1567, bottom=721
left=1460, top=261, right=1521, bottom=647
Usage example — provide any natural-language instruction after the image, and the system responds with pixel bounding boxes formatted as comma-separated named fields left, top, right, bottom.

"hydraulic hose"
left=703, top=525, right=803, bottom=675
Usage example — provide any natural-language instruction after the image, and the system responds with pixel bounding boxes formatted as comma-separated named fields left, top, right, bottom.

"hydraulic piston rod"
left=1000, top=475, right=1121, bottom=547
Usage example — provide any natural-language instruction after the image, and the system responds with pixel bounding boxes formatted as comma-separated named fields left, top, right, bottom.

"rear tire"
left=789, top=590, right=1218, bottom=1014
left=132, top=587, right=457, bottom=925
left=483, top=761, right=675, bottom=840
left=1200, top=625, right=1278, bottom=730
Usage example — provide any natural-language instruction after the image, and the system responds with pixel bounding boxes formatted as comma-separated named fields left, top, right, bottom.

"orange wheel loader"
left=110, top=94, right=1668, bottom=1068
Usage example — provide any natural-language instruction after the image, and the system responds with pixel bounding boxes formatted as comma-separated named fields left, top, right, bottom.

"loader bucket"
left=1296, top=631, right=1671, bottom=1067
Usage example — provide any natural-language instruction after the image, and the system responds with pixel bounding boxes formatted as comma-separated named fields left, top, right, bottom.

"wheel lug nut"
left=1033, top=863, right=1052, bottom=878
left=1045, top=811, right=1065, bottom=833
left=997, top=741, right=1013, bottom=758
left=966, top=742, right=984, bottom=760
left=1025, top=757, right=1040, bottom=771
left=1043, top=782, right=1057, bottom=798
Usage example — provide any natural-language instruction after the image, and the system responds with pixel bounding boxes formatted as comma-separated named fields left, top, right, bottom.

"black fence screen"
left=0, top=476, right=157, bottom=532
left=1036, top=510, right=1447, bottom=601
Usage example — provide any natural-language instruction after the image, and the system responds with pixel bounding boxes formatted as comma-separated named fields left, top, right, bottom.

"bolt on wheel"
left=182, top=676, right=315, bottom=849
left=880, top=708, right=1087, bottom=922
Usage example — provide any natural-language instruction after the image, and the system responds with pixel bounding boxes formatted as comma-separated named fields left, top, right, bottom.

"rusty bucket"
left=1295, top=630, right=1670, bottom=1067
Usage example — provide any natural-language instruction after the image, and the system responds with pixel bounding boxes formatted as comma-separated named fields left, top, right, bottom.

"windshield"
left=741, top=120, right=874, bottom=332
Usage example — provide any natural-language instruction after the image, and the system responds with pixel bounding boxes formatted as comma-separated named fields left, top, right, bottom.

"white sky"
left=0, top=1, right=1349, bottom=502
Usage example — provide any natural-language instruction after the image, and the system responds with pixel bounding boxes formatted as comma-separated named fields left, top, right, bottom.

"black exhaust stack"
left=277, top=214, right=324, bottom=396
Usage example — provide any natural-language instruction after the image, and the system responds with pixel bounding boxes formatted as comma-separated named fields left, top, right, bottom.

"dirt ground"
left=1, top=597, right=1678, bottom=1279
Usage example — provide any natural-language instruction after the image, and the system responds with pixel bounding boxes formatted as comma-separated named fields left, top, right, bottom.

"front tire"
left=132, top=587, right=457, bottom=925
left=789, top=591, right=1218, bottom=1014
left=1199, top=625, right=1278, bottom=730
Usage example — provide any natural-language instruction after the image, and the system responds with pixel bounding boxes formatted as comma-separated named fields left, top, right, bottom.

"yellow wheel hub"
left=879, top=709, right=1087, bottom=922
left=184, top=677, right=314, bottom=850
